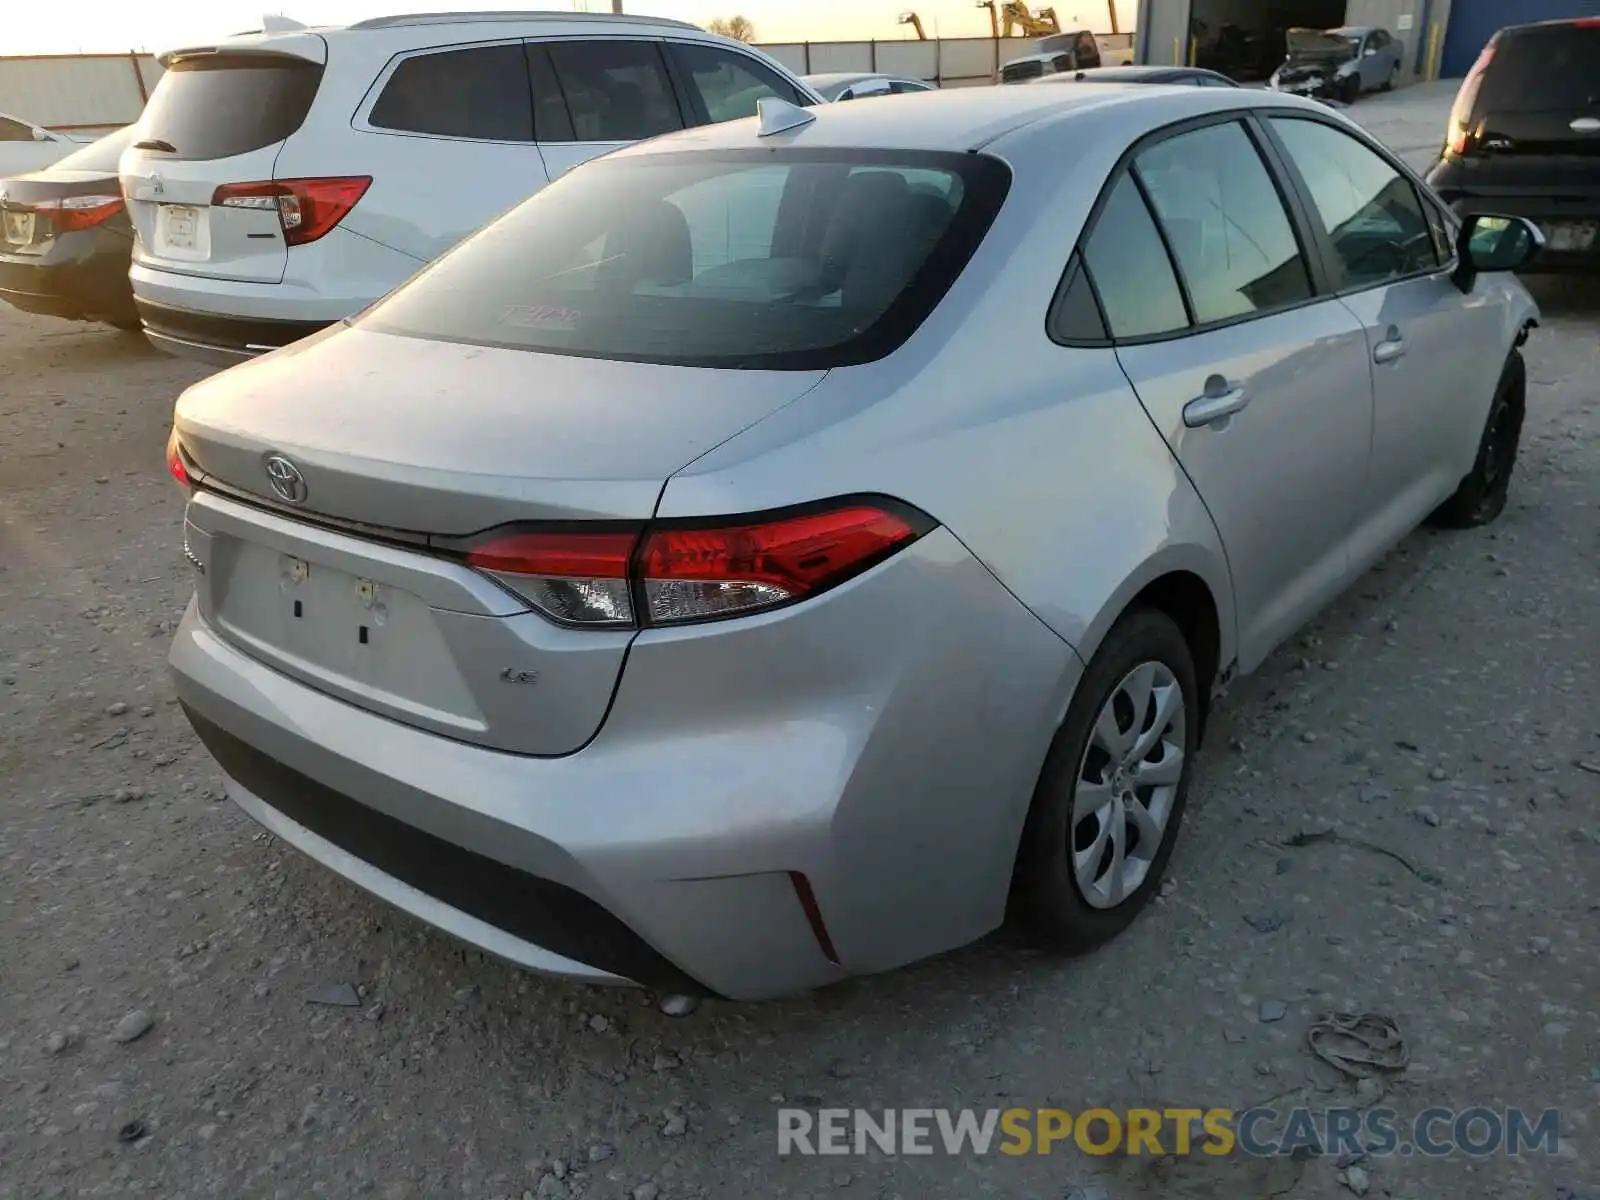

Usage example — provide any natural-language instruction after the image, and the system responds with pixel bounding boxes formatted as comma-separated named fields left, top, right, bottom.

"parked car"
left=1269, top=26, right=1404, bottom=103
left=167, top=85, right=1540, bottom=1001
left=802, top=72, right=937, bottom=101
left=0, top=111, right=89, bottom=177
left=0, top=127, right=140, bottom=329
left=1034, top=65, right=1239, bottom=87
left=119, top=11, right=824, bottom=365
left=1427, top=16, right=1600, bottom=272
left=1000, top=29, right=1105, bottom=83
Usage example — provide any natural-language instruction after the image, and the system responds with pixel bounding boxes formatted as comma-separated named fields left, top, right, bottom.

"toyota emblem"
left=263, top=454, right=308, bottom=504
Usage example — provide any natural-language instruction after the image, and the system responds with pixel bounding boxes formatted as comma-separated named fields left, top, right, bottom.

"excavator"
left=976, top=0, right=1121, bottom=38
left=898, top=11, right=927, bottom=40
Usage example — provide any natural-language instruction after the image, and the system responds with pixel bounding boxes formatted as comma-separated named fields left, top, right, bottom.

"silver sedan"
left=167, top=84, right=1541, bottom=1000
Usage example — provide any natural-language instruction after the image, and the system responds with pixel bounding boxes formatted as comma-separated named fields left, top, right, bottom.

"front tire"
left=1341, top=74, right=1361, bottom=103
left=1382, top=64, right=1398, bottom=91
left=1013, top=608, right=1198, bottom=955
left=1429, top=350, right=1525, bottom=529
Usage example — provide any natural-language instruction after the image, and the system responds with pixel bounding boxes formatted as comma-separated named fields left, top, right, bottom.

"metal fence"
left=0, top=35, right=1137, bottom=132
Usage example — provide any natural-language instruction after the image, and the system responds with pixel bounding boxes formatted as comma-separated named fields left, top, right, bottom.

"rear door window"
left=544, top=41, right=684, bottom=142
left=667, top=43, right=802, bottom=124
left=1269, top=117, right=1437, bottom=288
left=1479, top=25, right=1600, bottom=111
left=1078, top=172, right=1189, bottom=340
left=368, top=44, right=534, bottom=141
left=137, top=54, right=323, bottom=160
left=0, top=117, right=34, bottom=142
left=1134, top=120, right=1312, bottom=324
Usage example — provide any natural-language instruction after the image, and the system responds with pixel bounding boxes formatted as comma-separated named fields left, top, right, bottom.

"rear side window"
left=0, top=117, right=33, bottom=142
left=1478, top=25, right=1600, bottom=111
left=138, top=54, right=323, bottom=160
left=369, top=44, right=533, bottom=141
left=1269, top=117, right=1437, bottom=287
left=1080, top=172, right=1189, bottom=339
left=545, top=41, right=683, bottom=142
left=669, top=43, right=801, bottom=124
left=1134, top=121, right=1312, bottom=324
left=359, top=149, right=1010, bottom=369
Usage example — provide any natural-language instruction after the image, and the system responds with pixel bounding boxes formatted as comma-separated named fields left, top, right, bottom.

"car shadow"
left=2, top=321, right=166, bottom=375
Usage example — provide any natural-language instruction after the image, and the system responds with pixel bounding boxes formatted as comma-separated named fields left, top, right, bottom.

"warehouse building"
left=1134, top=0, right=1600, bottom=82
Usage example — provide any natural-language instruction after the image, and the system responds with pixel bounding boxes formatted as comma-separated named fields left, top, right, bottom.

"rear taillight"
left=460, top=499, right=931, bottom=629
left=166, top=430, right=191, bottom=489
left=638, top=505, right=922, bottom=625
left=47, top=194, right=125, bottom=232
left=465, top=529, right=637, bottom=627
left=1448, top=42, right=1496, bottom=156
left=211, top=176, right=371, bottom=246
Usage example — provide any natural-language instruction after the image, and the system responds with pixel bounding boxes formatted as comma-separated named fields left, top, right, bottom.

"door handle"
left=1373, top=336, right=1408, bottom=364
left=1182, top=382, right=1249, bottom=428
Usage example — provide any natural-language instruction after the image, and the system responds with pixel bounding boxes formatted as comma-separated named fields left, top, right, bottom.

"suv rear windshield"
left=138, top=53, right=323, bottom=160
left=1480, top=24, right=1600, bottom=111
left=359, top=149, right=1011, bottom=370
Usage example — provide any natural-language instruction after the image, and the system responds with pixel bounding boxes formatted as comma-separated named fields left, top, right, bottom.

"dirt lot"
left=1, top=87, right=1597, bottom=1200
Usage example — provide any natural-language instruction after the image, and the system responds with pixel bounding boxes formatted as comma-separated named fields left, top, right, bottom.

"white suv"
left=119, top=11, right=822, bottom=364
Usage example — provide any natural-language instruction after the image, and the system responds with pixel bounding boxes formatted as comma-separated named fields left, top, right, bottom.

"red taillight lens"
left=212, top=176, right=371, bottom=246
left=166, top=430, right=191, bottom=489
left=42, top=194, right=125, bottom=233
left=637, top=504, right=922, bottom=625
left=457, top=500, right=930, bottom=628
left=465, top=529, right=638, bottom=627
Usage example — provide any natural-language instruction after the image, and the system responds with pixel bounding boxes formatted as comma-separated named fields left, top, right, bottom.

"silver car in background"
left=167, top=85, right=1540, bottom=1000
left=801, top=72, right=937, bottom=101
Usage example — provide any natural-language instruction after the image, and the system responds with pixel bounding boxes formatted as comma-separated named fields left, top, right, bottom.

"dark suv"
left=1426, top=16, right=1600, bottom=272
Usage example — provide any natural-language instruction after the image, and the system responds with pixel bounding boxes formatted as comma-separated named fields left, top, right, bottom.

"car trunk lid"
left=122, top=39, right=326, bottom=285
left=1, top=169, right=127, bottom=256
left=173, top=325, right=827, bottom=754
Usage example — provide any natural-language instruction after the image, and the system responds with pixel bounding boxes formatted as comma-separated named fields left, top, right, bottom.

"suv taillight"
left=1447, top=42, right=1496, bottom=156
left=460, top=499, right=933, bottom=629
left=212, top=176, right=371, bottom=246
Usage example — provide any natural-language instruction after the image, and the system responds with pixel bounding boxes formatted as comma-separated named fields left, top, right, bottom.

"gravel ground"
left=1, top=86, right=1596, bottom=1200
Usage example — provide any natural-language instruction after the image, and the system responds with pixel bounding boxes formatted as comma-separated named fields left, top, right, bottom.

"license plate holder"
left=1541, top=219, right=1598, bottom=253
left=155, top=203, right=208, bottom=259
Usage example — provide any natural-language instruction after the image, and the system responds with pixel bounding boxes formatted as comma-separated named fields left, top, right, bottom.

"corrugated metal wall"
left=0, top=53, right=160, bottom=131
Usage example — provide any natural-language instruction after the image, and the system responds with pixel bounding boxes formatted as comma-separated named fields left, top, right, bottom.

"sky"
left=7, top=0, right=1134, bottom=55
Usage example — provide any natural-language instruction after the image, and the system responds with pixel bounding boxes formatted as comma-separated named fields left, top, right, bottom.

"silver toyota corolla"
left=168, top=84, right=1541, bottom=1001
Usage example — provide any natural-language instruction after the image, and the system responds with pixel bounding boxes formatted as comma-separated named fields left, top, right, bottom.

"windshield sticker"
left=501, top=304, right=580, bottom=331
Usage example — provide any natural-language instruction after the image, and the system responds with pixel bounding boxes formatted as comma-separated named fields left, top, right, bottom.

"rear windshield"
left=138, top=53, right=323, bottom=160
left=359, top=149, right=1011, bottom=370
left=50, top=126, right=137, bottom=172
left=1481, top=25, right=1600, bottom=111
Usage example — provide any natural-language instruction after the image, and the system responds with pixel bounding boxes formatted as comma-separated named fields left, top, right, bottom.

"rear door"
left=1465, top=21, right=1600, bottom=198
left=531, top=39, right=687, bottom=182
left=330, top=40, right=548, bottom=264
left=1262, top=113, right=1494, bottom=564
left=122, top=41, right=326, bottom=284
left=1094, top=116, right=1375, bottom=671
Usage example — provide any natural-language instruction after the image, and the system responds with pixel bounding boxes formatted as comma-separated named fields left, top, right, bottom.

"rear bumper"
left=135, top=297, right=329, bottom=365
left=169, top=526, right=1080, bottom=1000
left=0, top=232, right=135, bottom=323
left=1428, top=169, right=1600, bottom=272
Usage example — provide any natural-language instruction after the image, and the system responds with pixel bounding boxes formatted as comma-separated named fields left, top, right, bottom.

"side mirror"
left=1363, top=46, right=1378, bottom=56
left=33, top=127, right=53, bottom=142
left=1451, top=213, right=1543, bottom=292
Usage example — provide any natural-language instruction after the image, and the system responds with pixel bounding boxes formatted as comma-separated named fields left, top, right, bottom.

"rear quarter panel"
left=656, top=97, right=1240, bottom=676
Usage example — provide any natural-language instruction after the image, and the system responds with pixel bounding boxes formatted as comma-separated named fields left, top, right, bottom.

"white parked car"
left=0, top=111, right=83, bottom=177
left=801, top=72, right=937, bottom=102
left=119, top=11, right=823, bottom=364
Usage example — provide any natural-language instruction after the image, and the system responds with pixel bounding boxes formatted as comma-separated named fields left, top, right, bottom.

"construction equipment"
left=898, top=11, right=928, bottom=39
left=978, top=1, right=1062, bottom=40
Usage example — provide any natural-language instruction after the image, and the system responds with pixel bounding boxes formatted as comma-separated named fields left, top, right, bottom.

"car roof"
left=610, top=83, right=1323, bottom=158
left=159, top=10, right=709, bottom=58
left=1042, top=66, right=1199, bottom=81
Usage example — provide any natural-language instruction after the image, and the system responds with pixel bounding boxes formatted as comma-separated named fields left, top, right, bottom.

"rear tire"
left=1429, top=350, right=1525, bottom=529
left=105, top=316, right=143, bottom=333
left=1013, top=608, right=1198, bottom=955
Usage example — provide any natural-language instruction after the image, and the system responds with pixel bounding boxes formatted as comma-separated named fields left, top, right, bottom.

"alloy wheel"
left=1070, top=661, right=1186, bottom=909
